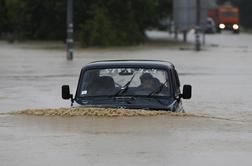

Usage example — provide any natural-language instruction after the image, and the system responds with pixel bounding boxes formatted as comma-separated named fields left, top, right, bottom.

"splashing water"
left=8, top=107, right=189, bottom=117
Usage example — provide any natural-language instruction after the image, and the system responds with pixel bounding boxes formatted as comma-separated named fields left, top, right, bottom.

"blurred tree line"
left=0, top=0, right=172, bottom=46
left=217, top=0, right=252, bottom=29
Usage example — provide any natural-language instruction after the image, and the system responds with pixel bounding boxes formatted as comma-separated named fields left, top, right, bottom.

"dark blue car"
left=62, top=60, right=192, bottom=112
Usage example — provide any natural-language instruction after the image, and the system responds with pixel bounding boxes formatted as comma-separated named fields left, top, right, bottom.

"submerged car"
left=62, top=60, right=192, bottom=112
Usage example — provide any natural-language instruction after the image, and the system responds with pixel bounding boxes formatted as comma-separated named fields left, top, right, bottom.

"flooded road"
left=1, top=31, right=252, bottom=165
left=1, top=115, right=252, bottom=166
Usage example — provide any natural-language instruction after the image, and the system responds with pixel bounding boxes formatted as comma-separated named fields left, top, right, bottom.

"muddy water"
left=1, top=31, right=252, bottom=166
left=1, top=113, right=252, bottom=166
left=10, top=108, right=189, bottom=117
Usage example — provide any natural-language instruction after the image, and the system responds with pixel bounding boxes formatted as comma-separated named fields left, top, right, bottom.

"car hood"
left=74, top=96, right=178, bottom=111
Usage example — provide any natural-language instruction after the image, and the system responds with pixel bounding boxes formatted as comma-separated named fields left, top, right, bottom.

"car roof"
left=82, top=60, right=175, bottom=70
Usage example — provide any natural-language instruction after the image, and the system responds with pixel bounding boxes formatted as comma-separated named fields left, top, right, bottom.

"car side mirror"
left=62, top=85, right=71, bottom=100
left=182, top=85, right=192, bottom=99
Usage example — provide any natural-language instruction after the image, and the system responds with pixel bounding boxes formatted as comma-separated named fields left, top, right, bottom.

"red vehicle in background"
left=208, top=4, right=240, bottom=33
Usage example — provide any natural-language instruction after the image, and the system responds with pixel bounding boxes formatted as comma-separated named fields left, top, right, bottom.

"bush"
left=79, top=5, right=144, bottom=46
left=1, top=0, right=172, bottom=45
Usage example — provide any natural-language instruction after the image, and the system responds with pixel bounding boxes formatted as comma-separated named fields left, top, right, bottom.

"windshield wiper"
left=148, top=79, right=169, bottom=97
left=114, top=73, right=136, bottom=96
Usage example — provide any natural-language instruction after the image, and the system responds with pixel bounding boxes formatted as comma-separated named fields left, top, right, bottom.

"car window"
left=221, top=12, right=238, bottom=17
left=78, top=68, right=171, bottom=97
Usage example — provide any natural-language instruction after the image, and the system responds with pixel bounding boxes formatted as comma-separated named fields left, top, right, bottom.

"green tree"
left=1, top=0, right=172, bottom=45
left=0, top=0, right=9, bottom=33
left=237, top=0, right=252, bottom=28
left=78, top=0, right=172, bottom=46
left=4, top=0, right=66, bottom=40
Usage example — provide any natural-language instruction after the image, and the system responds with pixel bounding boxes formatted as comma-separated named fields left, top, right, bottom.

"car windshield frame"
left=76, top=67, right=173, bottom=99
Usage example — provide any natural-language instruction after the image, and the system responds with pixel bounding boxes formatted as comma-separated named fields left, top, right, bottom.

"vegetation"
left=0, top=0, right=172, bottom=46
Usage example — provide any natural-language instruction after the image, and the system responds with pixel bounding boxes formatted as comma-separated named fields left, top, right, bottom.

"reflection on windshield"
left=79, top=68, right=171, bottom=97
left=221, top=12, right=238, bottom=17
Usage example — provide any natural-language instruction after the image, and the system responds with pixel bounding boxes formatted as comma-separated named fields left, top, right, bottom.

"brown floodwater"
left=1, top=31, right=252, bottom=166
left=1, top=111, right=251, bottom=166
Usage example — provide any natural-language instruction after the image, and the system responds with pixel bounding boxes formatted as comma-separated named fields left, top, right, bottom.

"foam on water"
left=3, top=107, right=240, bottom=122
left=7, top=107, right=192, bottom=117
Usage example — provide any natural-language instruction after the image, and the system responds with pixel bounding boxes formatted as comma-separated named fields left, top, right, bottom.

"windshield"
left=78, top=68, right=171, bottom=97
left=221, top=12, right=238, bottom=18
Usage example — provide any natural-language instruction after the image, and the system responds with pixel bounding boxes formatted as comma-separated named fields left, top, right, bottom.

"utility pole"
left=195, top=0, right=201, bottom=51
left=66, top=0, right=74, bottom=60
left=183, top=30, right=187, bottom=43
